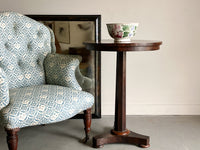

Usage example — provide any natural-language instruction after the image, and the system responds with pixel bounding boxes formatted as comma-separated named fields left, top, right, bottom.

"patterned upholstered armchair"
left=0, top=12, right=94, bottom=150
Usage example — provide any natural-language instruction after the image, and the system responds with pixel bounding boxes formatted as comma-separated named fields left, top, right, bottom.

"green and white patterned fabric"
left=44, top=53, right=82, bottom=91
left=0, top=12, right=56, bottom=89
left=0, top=68, right=9, bottom=110
left=0, top=12, right=94, bottom=129
left=0, top=85, right=94, bottom=129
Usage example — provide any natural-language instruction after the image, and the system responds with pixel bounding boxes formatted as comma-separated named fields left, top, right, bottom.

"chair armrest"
left=0, top=68, right=9, bottom=110
left=44, top=53, right=82, bottom=91
left=75, top=67, right=94, bottom=92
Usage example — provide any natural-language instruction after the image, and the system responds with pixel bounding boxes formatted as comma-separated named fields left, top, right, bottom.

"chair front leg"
left=5, top=128, right=20, bottom=150
left=83, top=108, right=92, bottom=143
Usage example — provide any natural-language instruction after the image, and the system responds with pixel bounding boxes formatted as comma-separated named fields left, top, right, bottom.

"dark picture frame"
left=27, top=15, right=101, bottom=118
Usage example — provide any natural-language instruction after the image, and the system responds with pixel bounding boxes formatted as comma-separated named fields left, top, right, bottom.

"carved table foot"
left=93, top=130, right=150, bottom=148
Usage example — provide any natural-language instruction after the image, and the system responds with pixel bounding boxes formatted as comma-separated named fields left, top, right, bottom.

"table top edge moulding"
left=84, top=40, right=162, bottom=52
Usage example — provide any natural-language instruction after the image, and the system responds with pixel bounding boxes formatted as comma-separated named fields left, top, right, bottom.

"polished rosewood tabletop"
left=84, top=40, right=162, bottom=52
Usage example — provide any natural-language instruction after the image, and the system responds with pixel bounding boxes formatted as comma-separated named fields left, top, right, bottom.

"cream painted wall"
left=1, top=0, right=200, bottom=115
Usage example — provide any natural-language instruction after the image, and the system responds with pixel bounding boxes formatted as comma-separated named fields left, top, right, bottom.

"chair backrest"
left=0, top=12, right=56, bottom=89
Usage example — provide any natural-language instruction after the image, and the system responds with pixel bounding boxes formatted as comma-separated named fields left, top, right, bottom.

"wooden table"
left=84, top=40, right=162, bottom=148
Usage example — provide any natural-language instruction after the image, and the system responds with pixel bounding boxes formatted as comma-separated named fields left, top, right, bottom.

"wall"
left=1, top=0, right=200, bottom=115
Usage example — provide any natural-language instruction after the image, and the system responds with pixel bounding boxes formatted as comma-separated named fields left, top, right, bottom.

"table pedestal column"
left=93, top=52, right=150, bottom=148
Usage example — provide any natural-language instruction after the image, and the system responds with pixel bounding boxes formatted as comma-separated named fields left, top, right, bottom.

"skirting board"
left=102, top=104, right=200, bottom=115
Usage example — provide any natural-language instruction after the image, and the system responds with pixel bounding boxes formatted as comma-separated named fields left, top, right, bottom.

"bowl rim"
left=106, top=23, right=139, bottom=26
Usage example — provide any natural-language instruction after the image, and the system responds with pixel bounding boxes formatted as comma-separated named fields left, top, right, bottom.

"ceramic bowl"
left=106, top=23, right=139, bottom=42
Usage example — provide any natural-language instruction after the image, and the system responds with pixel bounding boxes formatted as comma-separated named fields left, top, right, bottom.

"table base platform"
left=93, top=129, right=150, bottom=148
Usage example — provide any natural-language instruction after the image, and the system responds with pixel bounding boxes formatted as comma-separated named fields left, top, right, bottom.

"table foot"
left=139, top=144, right=150, bottom=148
left=93, top=130, right=149, bottom=148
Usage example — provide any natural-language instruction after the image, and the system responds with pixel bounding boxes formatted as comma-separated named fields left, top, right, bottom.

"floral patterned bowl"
left=106, top=23, right=139, bottom=42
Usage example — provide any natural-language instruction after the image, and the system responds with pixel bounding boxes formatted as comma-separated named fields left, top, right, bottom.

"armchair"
left=0, top=12, right=94, bottom=150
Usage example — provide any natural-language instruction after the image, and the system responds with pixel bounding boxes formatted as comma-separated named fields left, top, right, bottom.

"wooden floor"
left=0, top=115, right=200, bottom=150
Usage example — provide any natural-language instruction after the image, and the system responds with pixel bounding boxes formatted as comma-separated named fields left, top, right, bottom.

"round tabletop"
left=84, top=40, right=162, bottom=52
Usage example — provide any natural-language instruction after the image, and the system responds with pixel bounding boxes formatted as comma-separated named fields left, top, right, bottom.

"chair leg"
left=5, top=128, right=20, bottom=150
left=83, top=108, right=92, bottom=143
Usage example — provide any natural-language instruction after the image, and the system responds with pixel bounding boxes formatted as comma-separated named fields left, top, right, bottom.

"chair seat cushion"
left=0, top=85, right=94, bottom=129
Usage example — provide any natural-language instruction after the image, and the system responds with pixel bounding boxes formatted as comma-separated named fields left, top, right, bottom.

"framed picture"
left=27, top=15, right=101, bottom=118
left=54, top=21, right=70, bottom=44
